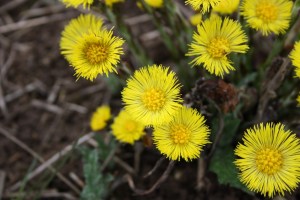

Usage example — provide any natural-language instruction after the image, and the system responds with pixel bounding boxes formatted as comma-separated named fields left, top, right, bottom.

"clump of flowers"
left=60, top=14, right=124, bottom=81
left=241, top=0, right=293, bottom=36
left=111, top=110, right=145, bottom=144
left=185, top=0, right=221, bottom=13
left=289, top=41, right=300, bottom=78
left=235, top=123, right=300, bottom=198
left=213, top=0, right=240, bottom=15
left=186, top=16, right=249, bottom=77
left=122, top=65, right=183, bottom=126
left=153, top=106, right=210, bottom=161
left=90, top=105, right=111, bottom=131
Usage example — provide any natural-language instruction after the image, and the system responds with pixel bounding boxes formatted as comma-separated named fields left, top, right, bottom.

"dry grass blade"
left=8, top=132, right=96, bottom=193
left=0, top=12, right=76, bottom=34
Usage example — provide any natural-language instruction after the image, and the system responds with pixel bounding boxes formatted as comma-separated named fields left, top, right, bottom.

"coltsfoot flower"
left=241, top=0, right=293, bottom=36
left=185, top=0, right=221, bottom=13
left=289, top=41, right=300, bottom=78
left=213, top=0, right=240, bottom=15
left=122, top=65, right=183, bottom=126
left=145, top=0, right=164, bottom=8
left=153, top=106, right=210, bottom=161
left=186, top=16, right=248, bottom=77
left=60, top=14, right=124, bottom=80
left=189, top=13, right=202, bottom=26
left=105, top=0, right=124, bottom=7
left=61, top=0, right=93, bottom=9
left=111, top=110, right=145, bottom=144
left=235, top=123, right=300, bottom=197
left=90, top=105, right=111, bottom=131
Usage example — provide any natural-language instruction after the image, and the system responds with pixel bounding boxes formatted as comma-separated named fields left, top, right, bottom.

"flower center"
left=255, top=2, right=278, bottom=23
left=207, top=37, right=230, bottom=58
left=170, top=124, right=190, bottom=144
left=85, top=43, right=107, bottom=65
left=125, top=120, right=137, bottom=132
left=256, top=148, right=283, bottom=175
left=142, top=88, right=166, bottom=112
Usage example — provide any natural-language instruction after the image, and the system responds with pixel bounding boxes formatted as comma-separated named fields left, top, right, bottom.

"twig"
left=125, top=160, right=175, bottom=195
left=143, top=157, right=165, bottom=178
left=7, top=130, right=95, bottom=193
left=134, top=142, right=143, bottom=174
left=20, top=5, right=65, bottom=19
left=69, top=172, right=84, bottom=188
left=0, top=0, right=28, bottom=14
left=100, top=147, right=118, bottom=172
left=31, top=99, right=64, bottom=115
left=207, top=111, right=224, bottom=159
left=0, top=171, right=6, bottom=200
left=3, top=189, right=77, bottom=200
left=0, top=12, right=76, bottom=34
left=4, top=80, right=46, bottom=103
left=195, top=157, right=206, bottom=190
left=0, top=83, right=8, bottom=118
left=256, top=58, right=291, bottom=121
left=113, top=156, right=135, bottom=175
left=0, top=126, right=81, bottom=194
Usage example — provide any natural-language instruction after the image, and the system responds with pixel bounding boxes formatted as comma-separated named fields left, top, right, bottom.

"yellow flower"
left=145, top=0, right=163, bottom=8
left=241, top=0, right=293, bottom=36
left=185, top=0, right=221, bottom=13
left=189, top=13, right=202, bottom=26
left=60, top=14, right=103, bottom=63
left=60, top=15, right=124, bottom=81
left=235, top=123, right=300, bottom=198
left=122, top=65, right=183, bottom=126
left=153, top=106, right=210, bottom=161
left=111, top=110, right=145, bottom=144
left=105, top=0, right=124, bottom=7
left=297, top=93, right=300, bottom=106
left=213, top=0, right=240, bottom=15
left=90, top=105, right=111, bottom=131
left=186, top=16, right=248, bottom=77
left=289, top=41, right=300, bottom=78
left=61, top=0, right=93, bottom=9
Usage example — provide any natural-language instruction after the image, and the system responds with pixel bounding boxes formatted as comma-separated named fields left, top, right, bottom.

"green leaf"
left=209, top=147, right=253, bottom=195
left=79, top=147, right=113, bottom=200
left=211, top=114, right=241, bottom=147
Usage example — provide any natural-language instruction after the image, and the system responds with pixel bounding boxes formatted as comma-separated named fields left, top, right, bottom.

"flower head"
left=153, top=106, right=210, bottom=161
left=61, top=0, right=93, bottom=9
left=241, top=0, right=293, bottom=36
left=186, top=16, right=248, bottom=77
left=145, top=0, right=164, bottom=8
left=90, top=105, right=111, bottom=131
left=189, top=13, right=202, bottom=26
left=122, top=65, right=183, bottom=126
left=105, top=0, right=124, bottom=7
left=297, top=93, right=300, bottom=106
left=289, top=41, right=300, bottom=78
left=213, top=0, right=240, bottom=15
left=185, top=0, right=221, bottom=13
left=235, top=123, right=300, bottom=198
left=60, top=14, right=124, bottom=81
left=111, top=110, right=145, bottom=144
